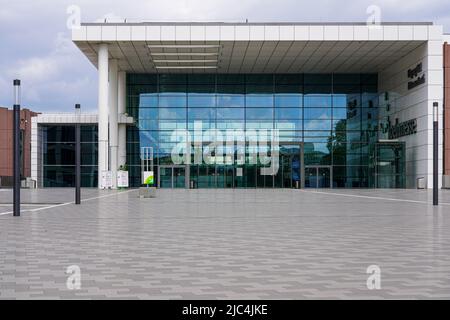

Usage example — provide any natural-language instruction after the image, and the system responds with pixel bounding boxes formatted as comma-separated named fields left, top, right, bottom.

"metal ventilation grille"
left=148, top=44, right=222, bottom=71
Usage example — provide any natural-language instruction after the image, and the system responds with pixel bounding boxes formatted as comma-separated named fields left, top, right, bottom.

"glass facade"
left=370, top=142, right=406, bottom=188
left=43, top=125, right=98, bottom=187
left=126, top=73, right=383, bottom=188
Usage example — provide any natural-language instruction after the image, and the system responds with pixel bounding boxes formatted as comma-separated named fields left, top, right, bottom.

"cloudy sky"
left=0, top=0, right=449, bottom=112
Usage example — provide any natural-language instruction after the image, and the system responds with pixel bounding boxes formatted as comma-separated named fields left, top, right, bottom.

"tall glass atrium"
left=122, top=73, right=404, bottom=189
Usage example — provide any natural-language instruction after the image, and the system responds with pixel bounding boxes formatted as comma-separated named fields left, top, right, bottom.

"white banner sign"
left=143, top=171, right=154, bottom=186
left=117, top=171, right=129, bottom=188
left=101, top=171, right=112, bottom=189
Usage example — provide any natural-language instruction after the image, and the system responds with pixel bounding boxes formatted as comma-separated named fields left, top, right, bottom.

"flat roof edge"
left=80, top=21, right=434, bottom=27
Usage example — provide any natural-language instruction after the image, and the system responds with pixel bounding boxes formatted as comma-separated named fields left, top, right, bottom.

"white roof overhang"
left=72, top=22, right=443, bottom=74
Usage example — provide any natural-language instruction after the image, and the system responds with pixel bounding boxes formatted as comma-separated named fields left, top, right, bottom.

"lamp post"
left=433, top=102, right=439, bottom=206
left=75, top=104, right=81, bottom=205
left=13, top=80, right=21, bottom=217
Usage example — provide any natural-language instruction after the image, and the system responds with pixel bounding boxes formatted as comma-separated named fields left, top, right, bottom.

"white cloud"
left=2, top=32, right=89, bottom=104
left=0, top=76, right=10, bottom=107
left=11, top=57, right=59, bottom=83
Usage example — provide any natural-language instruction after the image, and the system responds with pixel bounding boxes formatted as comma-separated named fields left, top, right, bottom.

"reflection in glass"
left=304, top=95, right=332, bottom=108
left=275, top=108, right=302, bottom=119
left=125, top=73, right=380, bottom=188
left=217, top=108, right=244, bottom=119
left=275, top=95, right=302, bottom=108
left=246, top=95, right=273, bottom=108
left=246, top=108, right=273, bottom=120
left=43, top=125, right=98, bottom=187
left=217, top=95, right=245, bottom=108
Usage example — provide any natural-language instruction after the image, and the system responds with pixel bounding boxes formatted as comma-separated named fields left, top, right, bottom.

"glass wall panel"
left=347, top=166, right=370, bottom=187
left=159, top=85, right=187, bottom=94
left=188, top=95, right=216, bottom=107
left=217, top=108, right=245, bottom=119
left=159, top=108, right=186, bottom=120
left=138, top=108, right=158, bottom=119
left=304, top=108, right=332, bottom=119
left=246, top=108, right=273, bottom=120
left=333, top=74, right=360, bottom=84
left=304, top=120, right=332, bottom=131
left=217, top=95, right=245, bottom=108
left=216, top=121, right=245, bottom=130
left=188, top=108, right=215, bottom=120
left=217, top=74, right=246, bottom=85
left=275, top=95, right=302, bottom=108
left=43, top=125, right=98, bottom=188
left=332, top=108, right=348, bottom=119
left=246, top=121, right=274, bottom=129
left=304, top=74, right=332, bottom=85
left=44, top=126, right=75, bottom=142
left=126, top=73, right=380, bottom=188
left=304, top=142, right=331, bottom=165
left=246, top=95, right=273, bottom=108
left=217, top=85, right=246, bottom=94
left=275, top=108, right=302, bottom=120
left=138, top=120, right=159, bottom=130
left=304, top=95, right=332, bottom=108
left=139, top=95, right=158, bottom=108
left=159, top=96, right=186, bottom=108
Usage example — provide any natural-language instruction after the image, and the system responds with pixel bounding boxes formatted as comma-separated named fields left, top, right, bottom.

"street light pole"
left=75, top=104, right=81, bottom=205
left=433, top=102, right=439, bottom=206
left=13, top=80, right=21, bottom=217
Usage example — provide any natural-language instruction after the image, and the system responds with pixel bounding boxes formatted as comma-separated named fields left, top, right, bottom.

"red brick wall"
left=0, top=108, right=13, bottom=178
left=0, top=107, right=38, bottom=181
left=445, top=43, right=450, bottom=175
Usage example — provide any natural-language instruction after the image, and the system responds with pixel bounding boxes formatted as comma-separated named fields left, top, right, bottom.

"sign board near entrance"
left=143, top=171, right=154, bottom=186
left=117, top=170, right=129, bottom=188
left=101, top=171, right=112, bottom=189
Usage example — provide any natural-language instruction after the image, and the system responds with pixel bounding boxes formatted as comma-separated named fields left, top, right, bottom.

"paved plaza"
left=0, top=188, right=449, bottom=299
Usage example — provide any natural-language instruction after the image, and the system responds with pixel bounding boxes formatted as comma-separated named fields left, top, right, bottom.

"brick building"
left=0, top=107, right=38, bottom=187
left=445, top=42, right=450, bottom=177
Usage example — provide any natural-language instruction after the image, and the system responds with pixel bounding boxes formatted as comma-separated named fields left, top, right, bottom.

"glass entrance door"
left=275, top=144, right=302, bottom=188
left=305, top=166, right=332, bottom=188
left=373, top=142, right=406, bottom=188
left=158, top=166, right=187, bottom=189
left=215, top=166, right=235, bottom=188
left=197, top=165, right=215, bottom=188
left=318, top=167, right=331, bottom=188
left=159, top=166, right=172, bottom=188
left=225, top=166, right=234, bottom=188
left=173, top=167, right=186, bottom=188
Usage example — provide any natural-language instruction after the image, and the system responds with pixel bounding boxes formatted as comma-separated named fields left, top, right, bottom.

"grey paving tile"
left=0, top=188, right=450, bottom=299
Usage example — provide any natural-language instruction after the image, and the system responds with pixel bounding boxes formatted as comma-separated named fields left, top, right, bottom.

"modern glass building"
left=30, top=22, right=448, bottom=189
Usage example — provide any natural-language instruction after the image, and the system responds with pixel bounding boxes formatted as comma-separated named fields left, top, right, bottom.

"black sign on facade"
left=407, top=62, right=425, bottom=90
left=388, top=118, right=418, bottom=139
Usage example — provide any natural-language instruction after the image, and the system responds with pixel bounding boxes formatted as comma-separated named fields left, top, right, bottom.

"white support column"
left=109, top=59, right=119, bottom=189
left=118, top=71, right=127, bottom=167
left=98, top=44, right=109, bottom=189
left=30, top=117, right=38, bottom=186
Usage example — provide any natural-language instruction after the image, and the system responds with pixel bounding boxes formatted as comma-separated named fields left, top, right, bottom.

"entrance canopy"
left=72, top=22, right=438, bottom=74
